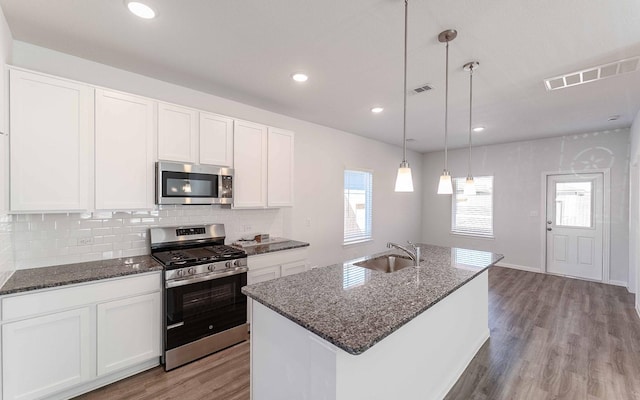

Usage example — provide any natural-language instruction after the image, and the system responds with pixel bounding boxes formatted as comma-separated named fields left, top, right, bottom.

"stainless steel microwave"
left=156, top=162, right=233, bottom=205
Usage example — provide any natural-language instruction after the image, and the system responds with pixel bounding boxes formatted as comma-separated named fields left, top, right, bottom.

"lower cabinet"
left=2, top=308, right=92, bottom=400
left=96, top=292, right=161, bottom=376
left=246, top=248, right=309, bottom=325
left=0, top=272, right=162, bottom=400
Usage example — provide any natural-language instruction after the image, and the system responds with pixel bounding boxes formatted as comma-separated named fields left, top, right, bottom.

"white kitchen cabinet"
left=97, top=292, right=161, bottom=376
left=200, top=112, right=233, bottom=167
left=2, top=307, right=92, bottom=400
left=246, top=247, right=309, bottom=325
left=95, top=89, right=156, bottom=210
left=1, top=272, right=162, bottom=400
left=233, top=120, right=268, bottom=208
left=267, top=128, right=294, bottom=207
left=157, top=102, right=198, bottom=163
left=9, top=69, right=93, bottom=212
left=233, top=122, right=295, bottom=209
left=281, top=259, right=307, bottom=277
left=247, top=265, right=281, bottom=285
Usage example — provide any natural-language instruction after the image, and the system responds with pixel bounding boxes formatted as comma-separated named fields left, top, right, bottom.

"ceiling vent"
left=544, top=56, right=640, bottom=91
left=410, top=83, right=434, bottom=95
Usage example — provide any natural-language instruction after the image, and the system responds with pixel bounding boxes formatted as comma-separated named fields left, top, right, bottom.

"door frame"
left=540, top=169, right=611, bottom=283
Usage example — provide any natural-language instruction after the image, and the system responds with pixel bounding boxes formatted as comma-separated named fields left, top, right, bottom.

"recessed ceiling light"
left=473, top=126, right=485, bottom=132
left=292, top=73, right=308, bottom=82
left=127, top=1, right=156, bottom=19
left=608, top=114, right=621, bottom=121
left=371, top=107, right=384, bottom=113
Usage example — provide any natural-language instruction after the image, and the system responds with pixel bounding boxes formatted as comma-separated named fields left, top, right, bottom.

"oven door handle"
left=165, top=267, right=248, bottom=289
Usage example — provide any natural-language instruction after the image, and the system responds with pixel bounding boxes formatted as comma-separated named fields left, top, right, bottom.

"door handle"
left=547, top=220, right=552, bottom=224
left=547, top=227, right=552, bottom=231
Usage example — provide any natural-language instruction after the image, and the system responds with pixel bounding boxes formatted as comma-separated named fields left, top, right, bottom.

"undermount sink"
left=354, top=255, right=415, bottom=273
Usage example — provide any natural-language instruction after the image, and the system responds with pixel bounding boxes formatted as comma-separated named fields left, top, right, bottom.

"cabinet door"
left=267, top=128, right=294, bottom=207
left=281, top=260, right=308, bottom=277
left=96, top=292, right=161, bottom=376
left=233, top=120, right=267, bottom=208
left=95, top=89, right=156, bottom=210
left=200, top=112, right=233, bottom=167
left=157, top=102, right=197, bottom=163
left=2, top=308, right=91, bottom=400
left=9, top=69, right=92, bottom=212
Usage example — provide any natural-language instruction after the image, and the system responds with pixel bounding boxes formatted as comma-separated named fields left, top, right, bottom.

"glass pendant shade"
left=464, top=176, right=476, bottom=196
left=437, top=171, right=453, bottom=194
left=395, top=161, right=414, bottom=192
left=393, top=0, right=414, bottom=193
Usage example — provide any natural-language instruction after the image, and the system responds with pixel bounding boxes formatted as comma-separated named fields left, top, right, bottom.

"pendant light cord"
left=402, top=0, right=408, bottom=163
left=468, top=65, right=473, bottom=176
left=444, top=40, right=449, bottom=172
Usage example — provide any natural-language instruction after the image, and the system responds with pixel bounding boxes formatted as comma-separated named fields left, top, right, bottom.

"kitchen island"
left=242, top=244, right=503, bottom=400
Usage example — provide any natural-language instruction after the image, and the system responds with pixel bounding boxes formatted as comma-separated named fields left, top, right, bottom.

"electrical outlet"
left=77, top=237, right=94, bottom=246
left=243, top=224, right=253, bottom=232
left=305, top=218, right=311, bottom=228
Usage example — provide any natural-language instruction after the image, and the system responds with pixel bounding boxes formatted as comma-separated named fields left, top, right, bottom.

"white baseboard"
left=494, top=262, right=542, bottom=273
left=608, top=279, right=628, bottom=288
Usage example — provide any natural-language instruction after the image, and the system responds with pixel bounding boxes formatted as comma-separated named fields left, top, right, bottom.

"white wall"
left=0, top=6, right=13, bottom=285
left=421, top=130, right=630, bottom=284
left=629, top=109, right=640, bottom=311
left=9, top=41, right=423, bottom=270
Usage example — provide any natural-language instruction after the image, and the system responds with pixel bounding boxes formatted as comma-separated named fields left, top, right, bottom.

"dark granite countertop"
left=0, top=255, right=163, bottom=296
left=233, top=239, right=309, bottom=256
left=242, top=244, right=503, bottom=355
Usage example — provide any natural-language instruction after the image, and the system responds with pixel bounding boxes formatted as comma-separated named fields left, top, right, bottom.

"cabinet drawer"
left=248, top=248, right=308, bottom=270
left=2, top=272, right=161, bottom=321
left=281, top=260, right=307, bottom=277
left=247, top=265, right=280, bottom=285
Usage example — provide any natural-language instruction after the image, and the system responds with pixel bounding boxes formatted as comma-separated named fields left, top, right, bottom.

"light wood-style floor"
left=77, top=267, right=640, bottom=400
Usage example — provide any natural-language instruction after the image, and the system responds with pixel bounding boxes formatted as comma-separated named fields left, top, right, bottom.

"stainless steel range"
left=150, top=224, right=248, bottom=371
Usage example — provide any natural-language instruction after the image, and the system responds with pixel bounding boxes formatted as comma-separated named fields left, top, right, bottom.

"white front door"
left=546, top=173, right=604, bottom=281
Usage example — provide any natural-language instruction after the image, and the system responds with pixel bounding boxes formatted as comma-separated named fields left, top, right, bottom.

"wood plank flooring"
left=77, top=267, right=640, bottom=400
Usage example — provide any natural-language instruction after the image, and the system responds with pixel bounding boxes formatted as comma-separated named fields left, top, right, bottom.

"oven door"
left=165, top=272, right=247, bottom=350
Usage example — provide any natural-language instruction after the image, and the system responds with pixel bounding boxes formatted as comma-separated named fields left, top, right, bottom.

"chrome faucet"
left=387, top=241, right=421, bottom=266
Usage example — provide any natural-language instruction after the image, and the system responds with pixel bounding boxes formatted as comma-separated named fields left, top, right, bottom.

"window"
left=344, top=170, right=373, bottom=244
left=451, top=176, right=494, bottom=237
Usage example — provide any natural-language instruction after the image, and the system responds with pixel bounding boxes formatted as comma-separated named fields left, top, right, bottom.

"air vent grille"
left=411, top=83, right=434, bottom=95
left=544, top=56, right=640, bottom=91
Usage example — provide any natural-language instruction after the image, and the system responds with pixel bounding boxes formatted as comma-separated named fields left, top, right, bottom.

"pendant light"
left=394, top=0, right=414, bottom=192
left=463, top=61, right=479, bottom=196
left=437, top=29, right=457, bottom=195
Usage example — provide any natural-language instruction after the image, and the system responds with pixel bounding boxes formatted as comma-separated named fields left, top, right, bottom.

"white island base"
left=250, top=271, right=489, bottom=400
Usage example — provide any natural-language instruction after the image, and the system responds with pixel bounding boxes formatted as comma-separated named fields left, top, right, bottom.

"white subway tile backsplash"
left=9, top=205, right=284, bottom=269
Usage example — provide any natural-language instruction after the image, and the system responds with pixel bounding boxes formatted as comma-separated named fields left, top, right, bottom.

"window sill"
left=343, top=239, right=373, bottom=247
left=450, top=232, right=495, bottom=240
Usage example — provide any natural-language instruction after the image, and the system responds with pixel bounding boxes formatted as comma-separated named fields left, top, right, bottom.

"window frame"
left=343, top=168, right=373, bottom=245
left=450, top=175, right=495, bottom=239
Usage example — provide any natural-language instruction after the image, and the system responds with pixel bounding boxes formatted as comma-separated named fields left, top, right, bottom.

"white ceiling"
left=2, top=0, right=640, bottom=153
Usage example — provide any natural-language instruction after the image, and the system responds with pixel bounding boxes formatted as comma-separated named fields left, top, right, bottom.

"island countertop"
left=242, top=244, right=503, bottom=355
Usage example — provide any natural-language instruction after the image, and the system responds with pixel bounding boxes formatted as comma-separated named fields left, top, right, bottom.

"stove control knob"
left=187, top=268, right=196, bottom=275
left=207, top=264, right=214, bottom=272
left=225, top=261, right=232, bottom=268
left=176, top=270, right=184, bottom=278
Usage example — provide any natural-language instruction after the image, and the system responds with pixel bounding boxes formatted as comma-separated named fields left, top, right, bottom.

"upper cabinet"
left=200, top=112, right=233, bottom=167
left=157, top=102, right=198, bottom=163
left=233, top=120, right=268, bottom=208
left=95, top=89, right=156, bottom=210
left=233, top=122, right=294, bottom=209
left=267, top=128, right=294, bottom=207
left=9, top=69, right=93, bottom=212
left=157, top=107, right=233, bottom=167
